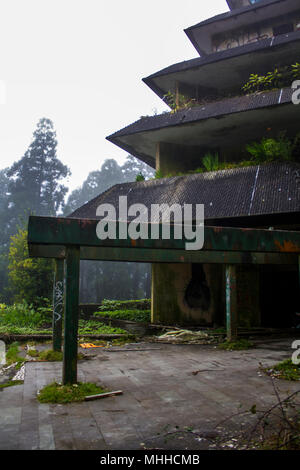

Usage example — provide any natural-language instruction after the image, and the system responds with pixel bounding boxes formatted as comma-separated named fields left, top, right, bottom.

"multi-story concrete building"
left=72, top=0, right=300, bottom=329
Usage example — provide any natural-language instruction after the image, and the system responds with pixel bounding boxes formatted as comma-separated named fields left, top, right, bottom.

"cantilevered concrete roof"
left=185, top=0, right=299, bottom=55
left=143, top=30, right=300, bottom=101
left=143, top=31, right=300, bottom=102
left=70, top=162, right=300, bottom=224
left=106, top=88, right=297, bottom=168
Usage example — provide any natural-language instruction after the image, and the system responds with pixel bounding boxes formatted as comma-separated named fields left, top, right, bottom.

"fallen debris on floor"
left=12, top=364, right=25, bottom=381
left=84, top=390, right=123, bottom=401
left=155, top=329, right=217, bottom=344
left=80, top=343, right=106, bottom=349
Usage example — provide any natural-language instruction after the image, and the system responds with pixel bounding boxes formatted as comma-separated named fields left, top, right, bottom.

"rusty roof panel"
left=69, top=162, right=300, bottom=222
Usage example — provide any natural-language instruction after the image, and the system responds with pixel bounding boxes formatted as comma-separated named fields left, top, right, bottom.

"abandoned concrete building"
left=67, top=0, right=300, bottom=329
left=27, top=0, right=300, bottom=384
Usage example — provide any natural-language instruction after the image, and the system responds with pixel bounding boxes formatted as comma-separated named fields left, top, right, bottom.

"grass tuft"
left=37, top=381, right=107, bottom=404
left=265, top=359, right=300, bottom=381
left=218, top=339, right=254, bottom=351
left=0, top=380, right=24, bottom=389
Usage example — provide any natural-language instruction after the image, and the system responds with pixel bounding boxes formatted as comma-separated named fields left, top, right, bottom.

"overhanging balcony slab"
left=106, top=88, right=298, bottom=166
left=143, top=31, right=300, bottom=101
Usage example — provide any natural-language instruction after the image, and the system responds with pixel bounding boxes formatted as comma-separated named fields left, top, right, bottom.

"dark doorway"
left=260, top=267, right=300, bottom=328
left=184, top=264, right=211, bottom=310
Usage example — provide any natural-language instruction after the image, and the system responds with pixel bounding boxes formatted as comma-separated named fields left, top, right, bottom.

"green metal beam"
left=52, top=259, right=64, bottom=352
left=28, top=243, right=299, bottom=265
left=226, top=264, right=238, bottom=342
left=28, top=216, right=300, bottom=254
left=63, top=246, right=80, bottom=385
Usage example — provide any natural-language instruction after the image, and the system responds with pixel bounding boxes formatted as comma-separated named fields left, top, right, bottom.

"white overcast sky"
left=0, top=0, right=228, bottom=194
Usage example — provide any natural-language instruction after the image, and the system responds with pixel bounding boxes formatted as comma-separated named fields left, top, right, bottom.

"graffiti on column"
left=53, top=281, right=64, bottom=324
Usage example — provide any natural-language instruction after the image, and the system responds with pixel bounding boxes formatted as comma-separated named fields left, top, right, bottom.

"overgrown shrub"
left=242, top=63, right=300, bottom=94
left=78, top=319, right=126, bottom=335
left=0, top=302, right=44, bottom=328
left=8, top=228, right=53, bottom=307
left=94, top=309, right=151, bottom=323
left=202, top=152, right=219, bottom=172
left=99, top=299, right=151, bottom=312
left=0, top=299, right=52, bottom=329
left=246, top=133, right=295, bottom=163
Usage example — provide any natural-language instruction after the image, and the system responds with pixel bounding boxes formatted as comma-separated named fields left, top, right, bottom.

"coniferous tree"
left=0, top=119, right=69, bottom=302
left=6, top=118, right=70, bottom=225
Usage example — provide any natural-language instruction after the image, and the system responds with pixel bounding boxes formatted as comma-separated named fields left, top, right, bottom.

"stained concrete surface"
left=0, top=337, right=299, bottom=450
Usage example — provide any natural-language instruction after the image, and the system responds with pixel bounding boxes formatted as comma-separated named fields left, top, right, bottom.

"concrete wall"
left=236, top=265, right=261, bottom=327
left=151, top=141, right=262, bottom=328
left=212, top=13, right=300, bottom=52
left=151, top=263, right=224, bottom=326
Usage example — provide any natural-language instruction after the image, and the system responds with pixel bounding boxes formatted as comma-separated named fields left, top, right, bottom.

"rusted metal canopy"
left=28, top=215, right=300, bottom=263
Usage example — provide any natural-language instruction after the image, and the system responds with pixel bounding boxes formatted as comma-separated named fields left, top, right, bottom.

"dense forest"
left=0, top=118, right=154, bottom=306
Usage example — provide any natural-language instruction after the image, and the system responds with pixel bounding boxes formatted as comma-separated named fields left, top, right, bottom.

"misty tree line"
left=0, top=118, right=154, bottom=305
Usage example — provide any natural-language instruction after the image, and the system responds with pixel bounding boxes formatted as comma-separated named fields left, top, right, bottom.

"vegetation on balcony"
left=242, top=62, right=300, bottom=94
left=154, top=132, right=300, bottom=179
left=162, top=62, right=300, bottom=116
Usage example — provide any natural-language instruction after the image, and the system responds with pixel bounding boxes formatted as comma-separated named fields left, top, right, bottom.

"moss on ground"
left=94, top=309, right=151, bottom=323
left=6, top=342, right=25, bottom=369
left=78, top=320, right=127, bottom=335
left=27, top=349, right=88, bottom=362
left=0, top=380, right=24, bottom=389
left=218, top=339, right=254, bottom=351
left=264, top=359, right=300, bottom=381
left=37, top=381, right=107, bottom=404
left=38, top=350, right=63, bottom=361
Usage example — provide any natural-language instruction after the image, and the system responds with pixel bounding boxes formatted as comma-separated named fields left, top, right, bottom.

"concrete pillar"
left=236, top=265, right=261, bottom=328
left=152, top=141, right=225, bottom=326
left=226, top=264, right=238, bottom=341
left=152, top=142, right=261, bottom=329
left=63, top=246, right=80, bottom=385
left=155, top=142, right=203, bottom=176
left=151, top=263, right=224, bottom=326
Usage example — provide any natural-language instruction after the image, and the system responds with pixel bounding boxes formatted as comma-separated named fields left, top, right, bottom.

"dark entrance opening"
left=260, top=267, right=300, bottom=328
left=184, top=263, right=211, bottom=310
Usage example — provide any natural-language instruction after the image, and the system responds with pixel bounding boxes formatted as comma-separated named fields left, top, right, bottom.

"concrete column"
left=63, top=246, right=80, bottom=385
left=236, top=265, right=261, bottom=328
left=155, top=142, right=203, bottom=176
left=151, top=263, right=223, bottom=326
left=226, top=264, right=238, bottom=341
left=152, top=141, right=225, bottom=327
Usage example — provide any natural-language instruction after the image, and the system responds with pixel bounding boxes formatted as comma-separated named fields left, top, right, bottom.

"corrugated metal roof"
left=70, top=162, right=300, bottom=222
left=107, top=88, right=293, bottom=140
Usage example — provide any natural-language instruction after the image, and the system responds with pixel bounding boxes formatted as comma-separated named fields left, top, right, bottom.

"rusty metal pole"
left=63, top=246, right=80, bottom=385
left=52, top=259, right=64, bottom=352
left=226, top=264, right=238, bottom=342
